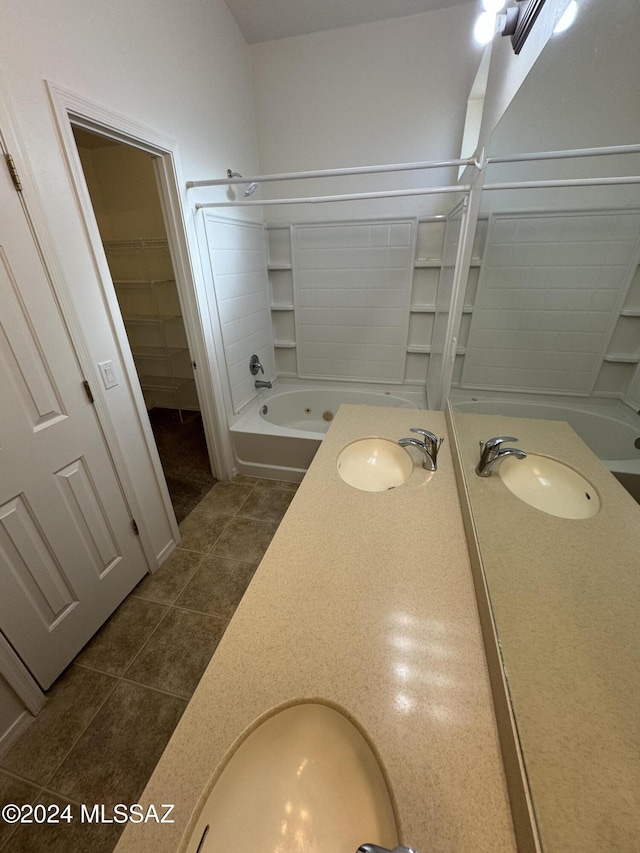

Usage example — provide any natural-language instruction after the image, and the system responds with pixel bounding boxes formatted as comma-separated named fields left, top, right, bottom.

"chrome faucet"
left=476, top=436, right=526, bottom=477
left=357, top=845, right=419, bottom=853
left=249, top=353, right=272, bottom=389
left=398, top=427, right=444, bottom=472
left=249, top=354, right=264, bottom=375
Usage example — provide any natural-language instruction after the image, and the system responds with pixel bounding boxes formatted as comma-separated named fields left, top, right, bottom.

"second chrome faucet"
left=398, top=427, right=444, bottom=472
left=476, top=436, right=526, bottom=477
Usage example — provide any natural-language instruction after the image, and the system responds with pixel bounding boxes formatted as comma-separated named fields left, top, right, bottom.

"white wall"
left=250, top=5, right=483, bottom=222
left=474, top=0, right=570, bottom=160
left=0, top=0, right=260, bottom=543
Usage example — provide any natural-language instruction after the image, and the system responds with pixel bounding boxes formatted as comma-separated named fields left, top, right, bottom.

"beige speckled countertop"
left=448, top=412, right=640, bottom=853
left=115, top=405, right=516, bottom=853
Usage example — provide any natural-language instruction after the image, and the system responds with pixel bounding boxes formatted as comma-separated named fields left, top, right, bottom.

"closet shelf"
left=122, top=314, right=181, bottom=325
left=140, top=376, right=189, bottom=392
left=132, top=345, right=188, bottom=360
left=113, top=278, right=176, bottom=287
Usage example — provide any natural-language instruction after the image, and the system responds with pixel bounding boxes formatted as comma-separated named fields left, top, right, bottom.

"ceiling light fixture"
left=474, top=0, right=550, bottom=55
left=554, top=0, right=578, bottom=33
left=474, top=10, right=498, bottom=45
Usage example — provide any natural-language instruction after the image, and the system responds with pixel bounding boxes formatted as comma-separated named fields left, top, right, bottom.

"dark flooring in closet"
left=148, top=408, right=216, bottom=523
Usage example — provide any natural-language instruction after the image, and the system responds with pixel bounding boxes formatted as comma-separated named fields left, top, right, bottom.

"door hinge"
left=5, top=154, right=23, bottom=192
left=132, top=519, right=140, bottom=536
left=82, top=379, right=95, bottom=404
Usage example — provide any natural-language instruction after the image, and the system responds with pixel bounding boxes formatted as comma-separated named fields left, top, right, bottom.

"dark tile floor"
left=0, top=475, right=297, bottom=852
left=148, top=408, right=216, bottom=524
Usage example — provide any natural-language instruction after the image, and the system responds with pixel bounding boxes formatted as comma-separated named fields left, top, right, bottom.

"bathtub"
left=450, top=392, right=640, bottom=501
left=230, top=381, right=422, bottom=482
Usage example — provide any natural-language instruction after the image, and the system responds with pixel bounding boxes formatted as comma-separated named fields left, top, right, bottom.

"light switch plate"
left=98, top=360, right=118, bottom=390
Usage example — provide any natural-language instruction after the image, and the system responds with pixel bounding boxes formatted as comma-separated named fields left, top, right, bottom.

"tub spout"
left=255, top=379, right=272, bottom=389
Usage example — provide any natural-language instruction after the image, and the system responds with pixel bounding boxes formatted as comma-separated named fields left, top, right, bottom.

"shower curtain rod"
left=488, top=143, right=640, bottom=165
left=483, top=175, right=640, bottom=191
left=187, top=157, right=477, bottom=189
left=195, top=185, right=471, bottom=209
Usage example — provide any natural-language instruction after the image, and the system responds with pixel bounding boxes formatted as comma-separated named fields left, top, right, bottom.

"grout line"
left=117, top=676, right=193, bottom=704
left=0, top=766, right=45, bottom=791
left=117, top=606, right=175, bottom=681
left=32, top=669, right=122, bottom=790
left=129, top=552, right=209, bottom=606
left=168, top=603, right=232, bottom=622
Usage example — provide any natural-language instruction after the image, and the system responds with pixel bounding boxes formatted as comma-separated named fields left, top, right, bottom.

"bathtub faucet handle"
left=249, top=354, right=264, bottom=376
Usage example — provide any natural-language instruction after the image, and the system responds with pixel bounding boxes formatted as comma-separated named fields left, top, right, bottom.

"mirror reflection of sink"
left=498, top=454, right=600, bottom=519
left=183, top=703, right=398, bottom=853
left=337, top=438, right=413, bottom=492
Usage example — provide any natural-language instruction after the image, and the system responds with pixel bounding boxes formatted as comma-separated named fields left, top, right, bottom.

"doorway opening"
left=72, top=127, right=215, bottom=522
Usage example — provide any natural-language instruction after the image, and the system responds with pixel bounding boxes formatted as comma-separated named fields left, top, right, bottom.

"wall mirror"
left=448, top=0, right=640, bottom=850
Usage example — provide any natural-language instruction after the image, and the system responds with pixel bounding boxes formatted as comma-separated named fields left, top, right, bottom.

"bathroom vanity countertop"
left=115, top=406, right=517, bottom=853
left=448, top=412, right=640, bottom=853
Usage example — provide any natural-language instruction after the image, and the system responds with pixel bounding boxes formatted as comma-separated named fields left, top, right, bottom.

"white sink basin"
left=499, top=454, right=600, bottom=519
left=337, top=438, right=413, bottom=492
left=182, top=703, right=398, bottom=853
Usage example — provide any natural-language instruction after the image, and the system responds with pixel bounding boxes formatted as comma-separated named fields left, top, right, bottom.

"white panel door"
left=0, top=154, right=149, bottom=689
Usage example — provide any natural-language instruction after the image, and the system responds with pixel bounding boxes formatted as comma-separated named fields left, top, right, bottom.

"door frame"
left=45, top=83, right=236, bottom=507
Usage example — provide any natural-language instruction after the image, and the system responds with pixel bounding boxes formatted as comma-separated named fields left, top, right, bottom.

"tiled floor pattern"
left=0, top=476, right=297, bottom=852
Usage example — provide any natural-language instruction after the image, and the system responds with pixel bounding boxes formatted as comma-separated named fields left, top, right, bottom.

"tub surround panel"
left=202, top=215, right=275, bottom=414
left=459, top=211, right=640, bottom=400
left=292, top=220, right=416, bottom=383
left=449, top=411, right=640, bottom=853
left=115, top=406, right=516, bottom=853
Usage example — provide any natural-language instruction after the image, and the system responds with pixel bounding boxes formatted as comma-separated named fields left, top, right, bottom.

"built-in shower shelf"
left=413, top=257, right=481, bottom=269
left=603, top=353, right=640, bottom=363
left=406, top=345, right=431, bottom=354
left=270, top=304, right=295, bottom=311
left=621, top=307, right=640, bottom=317
left=409, top=304, right=436, bottom=313
left=274, top=340, right=296, bottom=348
left=267, top=263, right=293, bottom=270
